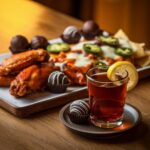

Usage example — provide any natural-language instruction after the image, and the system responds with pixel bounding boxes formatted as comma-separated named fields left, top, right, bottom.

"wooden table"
left=0, top=1, right=150, bottom=150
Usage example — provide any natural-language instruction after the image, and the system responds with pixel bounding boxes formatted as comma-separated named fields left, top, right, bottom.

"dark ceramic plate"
left=59, top=98, right=141, bottom=139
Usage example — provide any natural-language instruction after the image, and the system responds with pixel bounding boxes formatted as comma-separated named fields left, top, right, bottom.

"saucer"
left=59, top=99, right=141, bottom=139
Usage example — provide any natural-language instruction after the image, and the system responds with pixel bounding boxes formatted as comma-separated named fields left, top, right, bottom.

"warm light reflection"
left=0, top=0, right=44, bottom=35
left=0, top=0, right=46, bottom=52
left=113, top=121, right=132, bottom=131
left=0, top=0, right=82, bottom=53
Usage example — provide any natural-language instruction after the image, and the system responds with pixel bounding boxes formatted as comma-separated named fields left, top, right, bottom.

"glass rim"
left=86, top=66, right=129, bottom=84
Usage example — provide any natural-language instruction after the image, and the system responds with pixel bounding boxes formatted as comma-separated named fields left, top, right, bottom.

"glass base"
left=90, top=117, right=123, bottom=128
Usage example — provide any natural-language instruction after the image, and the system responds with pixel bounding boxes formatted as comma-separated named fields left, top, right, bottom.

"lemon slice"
left=107, top=61, right=138, bottom=91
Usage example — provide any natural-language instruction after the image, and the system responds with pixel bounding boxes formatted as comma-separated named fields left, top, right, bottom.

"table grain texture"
left=0, top=1, right=150, bottom=150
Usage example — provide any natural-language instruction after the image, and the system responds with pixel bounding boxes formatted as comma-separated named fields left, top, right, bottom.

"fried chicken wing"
left=10, top=63, right=54, bottom=97
left=0, top=75, right=15, bottom=87
left=64, top=63, right=92, bottom=85
left=65, top=69, right=86, bottom=85
left=0, top=49, right=49, bottom=76
left=49, top=51, right=94, bottom=85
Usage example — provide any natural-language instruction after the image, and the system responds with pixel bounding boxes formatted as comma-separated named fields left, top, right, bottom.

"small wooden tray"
left=0, top=43, right=150, bottom=117
left=0, top=85, right=88, bottom=117
left=0, top=52, right=88, bottom=117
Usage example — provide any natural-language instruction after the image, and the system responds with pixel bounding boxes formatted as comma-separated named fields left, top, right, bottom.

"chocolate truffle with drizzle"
left=69, top=100, right=90, bottom=124
left=47, top=71, right=69, bottom=93
left=61, top=26, right=81, bottom=44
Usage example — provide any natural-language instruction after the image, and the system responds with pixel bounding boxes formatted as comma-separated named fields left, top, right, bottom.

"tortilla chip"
left=130, top=42, right=146, bottom=58
left=114, top=29, right=146, bottom=59
left=114, top=29, right=129, bottom=40
left=135, top=54, right=150, bottom=67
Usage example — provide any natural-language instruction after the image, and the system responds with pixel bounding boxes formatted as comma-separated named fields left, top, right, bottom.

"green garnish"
left=115, top=47, right=133, bottom=57
left=47, top=42, right=70, bottom=53
left=83, top=43, right=101, bottom=55
left=99, top=36, right=119, bottom=46
left=94, top=60, right=109, bottom=70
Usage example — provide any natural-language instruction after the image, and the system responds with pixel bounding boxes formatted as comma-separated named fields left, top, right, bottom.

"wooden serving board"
left=0, top=52, right=88, bottom=117
left=0, top=50, right=150, bottom=117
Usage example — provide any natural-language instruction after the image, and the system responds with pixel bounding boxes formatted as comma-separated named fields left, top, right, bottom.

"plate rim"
left=59, top=98, right=142, bottom=136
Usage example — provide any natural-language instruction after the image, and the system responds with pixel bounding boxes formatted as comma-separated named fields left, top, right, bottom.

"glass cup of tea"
left=86, top=66, right=129, bottom=128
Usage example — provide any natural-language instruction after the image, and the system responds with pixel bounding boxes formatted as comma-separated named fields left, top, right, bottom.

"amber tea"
left=86, top=67, right=128, bottom=128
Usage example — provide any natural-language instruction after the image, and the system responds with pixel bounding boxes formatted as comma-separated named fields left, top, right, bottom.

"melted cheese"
left=66, top=53, right=79, bottom=59
left=74, top=54, right=92, bottom=67
left=101, top=45, right=120, bottom=59
left=66, top=52, right=92, bottom=67
left=118, top=38, right=131, bottom=48
left=55, top=62, right=66, bottom=71
left=71, top=40, right=95, bottom=51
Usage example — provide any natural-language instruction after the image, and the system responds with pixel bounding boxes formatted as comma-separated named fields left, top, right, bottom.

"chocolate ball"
left=82, top=20, right=101, bottom=40
left=31, top=35, right=48, bottom=49
left=47, top=71, right=69, bottom=93
left=9, top=35, right=29, bottom=54
left=61, top=26, right=81, bottom=44
left=69, top=100, right=90, bottom=124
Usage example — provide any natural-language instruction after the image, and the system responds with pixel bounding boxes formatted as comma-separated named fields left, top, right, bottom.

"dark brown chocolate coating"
left=47, top=71, right=69, bottom=93
left=69, top=100, right=90, bottom=124
left=81, top=20, right=101, bottom=40
left=31, top=35, right=48, bottom=49
left=61, top=26, right=81, bottom=44
left=9, top=35, right=29, bottom=54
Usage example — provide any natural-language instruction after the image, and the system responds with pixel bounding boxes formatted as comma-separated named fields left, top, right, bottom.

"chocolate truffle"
left=47, top=71, right=69, bottom=93
left=9, top=35, right=29, bottom=54
left=61, top=26, right=81, bottom=44
left=69, top=100, right=90, bottom=124
left=31, top=35, right=48, bottom=49
left=81, top=20, right=101, bottom=40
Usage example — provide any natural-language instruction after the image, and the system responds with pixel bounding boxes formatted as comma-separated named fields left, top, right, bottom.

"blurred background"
left=34, top=0, right=150, bottom=46
left=0, top=0, right=150, bottom=51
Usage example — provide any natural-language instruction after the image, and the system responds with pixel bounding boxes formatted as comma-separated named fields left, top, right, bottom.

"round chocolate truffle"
left=9, top=35, right=29, bottom=54
left=82, top=20, right=101, bottom=40
left=31, top=35, right=48, bottom=49
left=61, top=26, right=81, bottom=44
left=69, top=100, right=90, bottom=124
left=47, top=71, right=69, bottom=93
